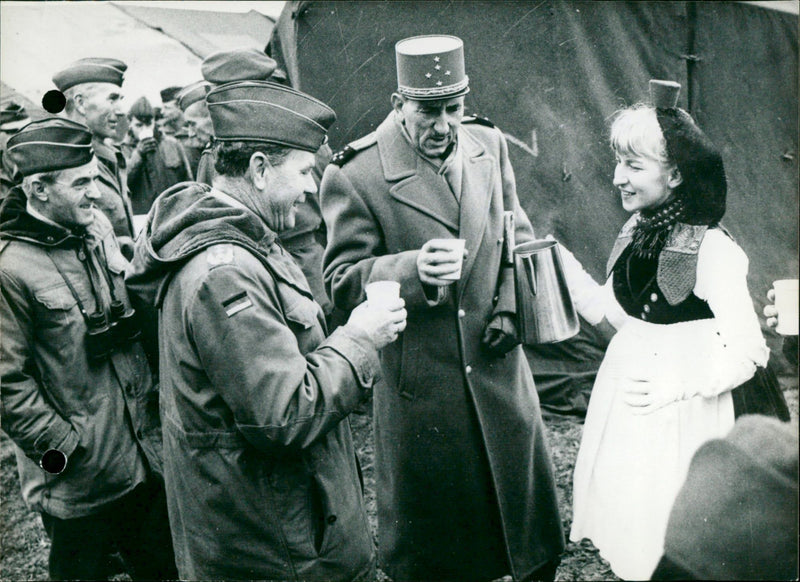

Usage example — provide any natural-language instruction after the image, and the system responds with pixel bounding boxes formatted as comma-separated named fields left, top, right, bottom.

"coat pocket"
left=32, top=283, right=82, bottom=353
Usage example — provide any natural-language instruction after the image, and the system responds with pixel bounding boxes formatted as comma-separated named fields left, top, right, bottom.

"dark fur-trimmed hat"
left=649, top=79, right=727, bottom=226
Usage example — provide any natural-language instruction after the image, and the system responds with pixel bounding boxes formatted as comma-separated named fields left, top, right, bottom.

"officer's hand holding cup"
left=347, top=281, right=407, bottom=349
left=417, top=238, right=467, bottom=286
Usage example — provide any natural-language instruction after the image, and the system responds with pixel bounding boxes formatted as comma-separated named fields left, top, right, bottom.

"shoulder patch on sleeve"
left=206, top=244, right=235, bottom=268
left=330, top=131, right=378, bottom=167
left=462, top=114, right=495, bottom=128
left=222, top=290, right=253, bottom=317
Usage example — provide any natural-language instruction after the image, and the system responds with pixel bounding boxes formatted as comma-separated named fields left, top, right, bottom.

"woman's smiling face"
left=613, top=152, right=678, bottom=214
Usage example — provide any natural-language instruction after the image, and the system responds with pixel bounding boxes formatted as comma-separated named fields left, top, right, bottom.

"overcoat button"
left=465, top=365, right=472, bottom=374
left=643, top=304, right=650, bottom=313
left=641, top=312, right=648, bottom=320
left=650, top=293, right=658, bottom=302
left=327, top=515, right=337, bottom=524
left=457, top=309, right=466, bottom=318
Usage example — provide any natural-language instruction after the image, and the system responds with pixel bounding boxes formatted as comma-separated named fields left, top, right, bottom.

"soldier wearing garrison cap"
left=192, top=48, right=336, bottom=316
left=0, top=101, right=30, bottom=200
left=0, top=118, right=176, bottom=580
left=54, top=57, right=136, bottom=257
left=157, top=85, right=184, bottom=137
left=321, top=34, right=565, bottom=581
left=193, top=48, right=279, bottom=186
left=126, top=80, right=406, bottom=581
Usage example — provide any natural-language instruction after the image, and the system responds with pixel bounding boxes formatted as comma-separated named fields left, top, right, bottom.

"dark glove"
left=137, top=137, right=157, bottom=155
left=480, top=312, right=520, bottom=357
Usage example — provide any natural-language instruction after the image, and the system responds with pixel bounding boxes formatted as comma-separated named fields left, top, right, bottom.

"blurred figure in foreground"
left=651, top=414, right=798, bottom=580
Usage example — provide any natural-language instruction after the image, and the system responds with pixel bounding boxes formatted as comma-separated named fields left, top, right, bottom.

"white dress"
left=562, top=229, right=769, bottom=580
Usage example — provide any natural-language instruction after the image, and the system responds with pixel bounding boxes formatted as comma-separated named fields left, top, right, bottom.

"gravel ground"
left=2, top=383, right=797, bottom=581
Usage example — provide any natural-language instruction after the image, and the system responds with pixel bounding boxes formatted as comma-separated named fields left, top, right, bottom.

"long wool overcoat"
left=321, top=113, right=565, bottom=582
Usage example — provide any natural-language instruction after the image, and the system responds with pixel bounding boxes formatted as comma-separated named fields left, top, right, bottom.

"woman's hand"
left=621, top=377, right=679, bottom=414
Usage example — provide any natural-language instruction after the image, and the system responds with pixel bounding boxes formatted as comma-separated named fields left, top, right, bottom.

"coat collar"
left=375, top=113, right=494, bottom=289
left=0, top=186, right=82, bottom=248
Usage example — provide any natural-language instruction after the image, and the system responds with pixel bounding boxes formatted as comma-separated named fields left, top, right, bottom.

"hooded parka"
left=321, top=113, right=565, bottom=582
left=0, top=187, right=160, bottom=520
left=125, top=182, right=378, bottom=581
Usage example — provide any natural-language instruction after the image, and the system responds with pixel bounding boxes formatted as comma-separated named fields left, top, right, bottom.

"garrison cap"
left=6, top=117, right=94, bottom=177
left=395, top=35, right=469, bottom=101
left=206, top=80, right=336, bottom=152
left=52, top=58, right=127, bottom=92
left=177, top=81, right=212, bottom=112
left=160, top=86, right=182, bottom=103
left=0, top=101, right=30, bottom=133
left=201, top=48, right=278, bottom=85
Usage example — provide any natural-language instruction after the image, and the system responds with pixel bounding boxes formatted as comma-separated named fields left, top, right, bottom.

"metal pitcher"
left=513, top=239, right=579, bottom=344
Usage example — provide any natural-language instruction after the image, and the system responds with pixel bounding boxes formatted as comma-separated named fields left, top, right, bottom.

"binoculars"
left=85, top=301, right=142, bottom=364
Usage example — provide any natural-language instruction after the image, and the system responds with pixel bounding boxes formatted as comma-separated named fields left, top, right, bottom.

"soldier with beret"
left=0, top=118, right=176, bottom=580
left=53, top=57, right=136, bottom=257
left=321, top=35, right=564, bottom=581
left=125, top=80, right=407, bottom=581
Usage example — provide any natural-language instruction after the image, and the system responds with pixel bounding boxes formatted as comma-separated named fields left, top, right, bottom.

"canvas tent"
left=0, top=2, right=275, bottom=109
left=266, top=0, right=798, bottom=415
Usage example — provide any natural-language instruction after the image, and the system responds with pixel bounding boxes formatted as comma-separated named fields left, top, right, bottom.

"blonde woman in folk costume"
left=559, top=80, right=783, bottom=580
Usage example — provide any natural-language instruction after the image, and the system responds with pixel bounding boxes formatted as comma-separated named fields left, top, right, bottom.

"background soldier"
left=53, top=57, right=136, bottom=256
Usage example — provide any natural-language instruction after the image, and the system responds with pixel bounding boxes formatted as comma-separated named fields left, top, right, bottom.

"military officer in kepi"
left=321, top=34, right=565, bottom=582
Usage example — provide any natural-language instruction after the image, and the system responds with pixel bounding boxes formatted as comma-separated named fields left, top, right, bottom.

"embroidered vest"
left=607, top=216, right=715, bottom=323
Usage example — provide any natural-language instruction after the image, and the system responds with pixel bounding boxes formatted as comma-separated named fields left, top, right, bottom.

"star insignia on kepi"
left=436, top=80, right=443, bottom=86
left=434, top=65, right=441, bottom=70
left=445, top=70, right=451, bottom=75
left=433, top=56, right=440, bottom=62
left=425, top=72, right=432, bottom=78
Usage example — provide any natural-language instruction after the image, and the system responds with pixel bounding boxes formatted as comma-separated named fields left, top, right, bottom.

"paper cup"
left=365, top=281, right=401, bottom=308
left=436, top=238, right=466, bottom=281
left=773, top=279, right=799, bottom=336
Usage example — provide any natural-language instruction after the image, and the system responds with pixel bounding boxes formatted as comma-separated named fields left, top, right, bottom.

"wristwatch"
left=39, top=449, right=68, bottom=475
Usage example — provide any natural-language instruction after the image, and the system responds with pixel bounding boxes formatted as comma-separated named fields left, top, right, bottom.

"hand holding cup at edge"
left=764, top=279, right=799, bottom=336
left=347, top=281, right=407, bottom=350
left=416, top=238, right=467, bottom=286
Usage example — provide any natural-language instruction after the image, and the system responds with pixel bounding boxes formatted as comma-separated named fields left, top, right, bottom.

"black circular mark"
left=42, top=90, right=66, bottom=114
left=40, top=449, right=67, bottom=474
